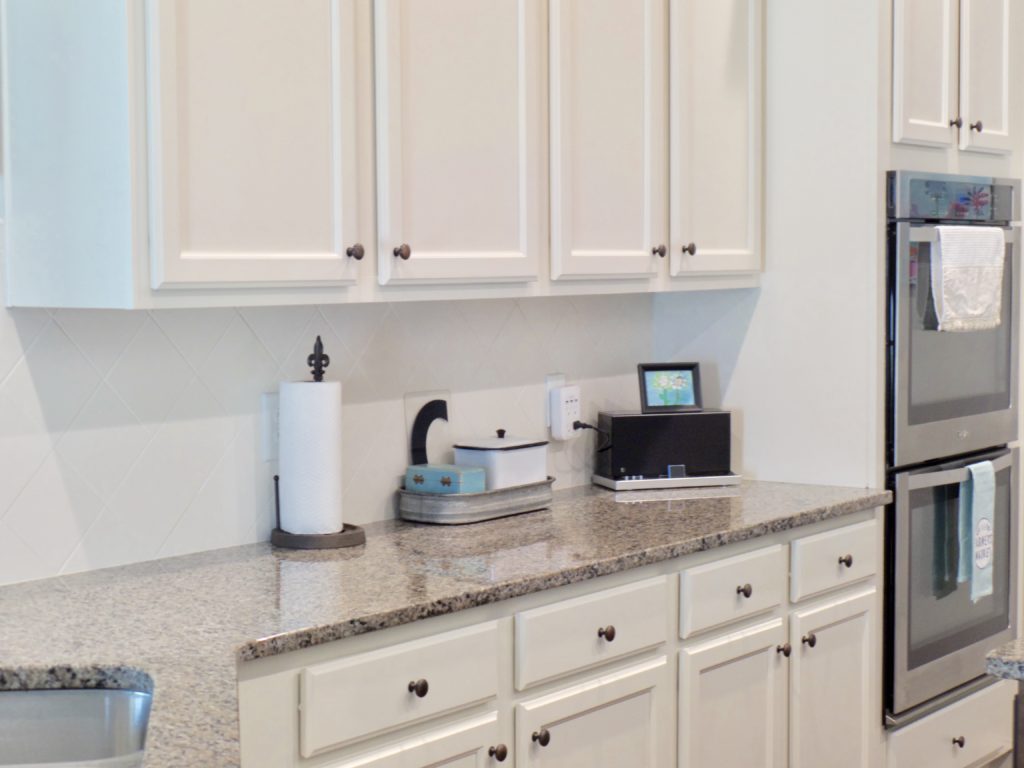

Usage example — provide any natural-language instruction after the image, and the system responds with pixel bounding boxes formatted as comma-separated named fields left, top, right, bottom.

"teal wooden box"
left=404, top=464, right=486, bottom=495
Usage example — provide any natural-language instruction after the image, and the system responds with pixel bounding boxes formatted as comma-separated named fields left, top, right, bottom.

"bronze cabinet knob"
left=802, top=632, right=817, bottom=648
left=950, top=117, right=963, bottom=128
left=776, top=643, right=792, bottom=658
left=838, top=554, right=854, bottom=568
left=393, top=244, right=412, bottom=260
left=681, top=242, right=697, bottom=256
left=953, top=736, right=966, bottom=748
left=598, top=625, right=616, bottom=642
left=488, top=744, right=509, bottom=761
left=970, top=121, right=984, bottom=133
left=345, top=243, right=365, bottom=260
left=736, top=583, right=753, bottom=599
left=407, top=679, right=429, bottom=698
left=652, top=244, right=667, bottom=257
left=532, top=728, right=551, bottom=747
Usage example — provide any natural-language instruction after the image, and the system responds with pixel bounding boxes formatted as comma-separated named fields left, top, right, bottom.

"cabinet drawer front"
left=680, top=545, right=784, bottom=638
left=299, top=621, right=499, bottom=757
left=515, top=577, right=668, bottom=690
left=887, top=680, right=1015, bottom=768
left=790, top=520, right=877, bottom=602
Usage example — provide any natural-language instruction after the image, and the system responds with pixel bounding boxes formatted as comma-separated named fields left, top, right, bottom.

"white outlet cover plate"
left=545, top=373, right=566, bottom=427
left=261, top=392, right=280, bottom=462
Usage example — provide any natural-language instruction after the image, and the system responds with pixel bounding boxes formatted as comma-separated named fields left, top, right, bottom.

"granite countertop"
left=0, top=480, right=889, bottom=766
left=987, top=638, right=1024, bottom=681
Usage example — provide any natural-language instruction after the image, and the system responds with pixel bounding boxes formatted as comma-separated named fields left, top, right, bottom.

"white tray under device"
left=399, top=477, right=555, bottom=525
left=592, top=473, right=741, bottom=491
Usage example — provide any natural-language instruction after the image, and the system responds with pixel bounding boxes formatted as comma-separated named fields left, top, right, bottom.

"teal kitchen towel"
left=959, top=460, right=996, bottom=603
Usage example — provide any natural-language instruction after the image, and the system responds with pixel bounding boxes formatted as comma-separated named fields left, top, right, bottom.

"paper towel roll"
left=278, top=381, right=343, bottom=535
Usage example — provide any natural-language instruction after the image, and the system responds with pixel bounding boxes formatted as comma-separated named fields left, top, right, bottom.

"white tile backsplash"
left=0, top=292, right=653, bottom=585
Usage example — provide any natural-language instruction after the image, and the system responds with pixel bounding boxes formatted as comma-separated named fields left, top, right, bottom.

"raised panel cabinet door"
left=515, top=657, right=671, bottom=768
left=959, top=0, right=1013, bottom=153
left=147, top=0, right=364, bottom=288
left=789, top=589, right=877, bottom=768
left=549, top=0, right=667, bottom=280
left=330, top=713, right=509, bottom=768
left=375, top=0, right=544, bottom=285
left=669, top=0, right=763, bottom=276
left=892, top=0, right=959, bottom=147
left=678, top=619, right=787, bottom=768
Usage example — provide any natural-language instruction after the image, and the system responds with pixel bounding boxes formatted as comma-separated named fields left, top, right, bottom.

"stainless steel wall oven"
left=885, top=171, right=1021, bottom=727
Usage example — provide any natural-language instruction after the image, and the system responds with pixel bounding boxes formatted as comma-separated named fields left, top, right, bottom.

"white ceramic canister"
left=453, top=429, right=549, bottom=490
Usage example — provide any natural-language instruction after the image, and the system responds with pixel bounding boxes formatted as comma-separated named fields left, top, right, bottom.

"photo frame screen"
left=638, top=363, right=702, bottom=413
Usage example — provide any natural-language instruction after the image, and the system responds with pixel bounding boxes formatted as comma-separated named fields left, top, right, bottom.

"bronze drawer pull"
left=598, top=625, right=616, bottom=642
left=802, top=632, right=817, bottom=648
left=838, top=554, right=854, bottom=568
left=532, top=728, right=551, bottom=747
left=489, top=744, right=508, bottom=761
left=393, top=244, right=412, bottom=260
left=407, top=679, right=429, bottom=698
left=736, top=583, right=753, bottom=599
left=776, top=643, right=792, bottom=657
left=345, top=243, right=365, bottom=260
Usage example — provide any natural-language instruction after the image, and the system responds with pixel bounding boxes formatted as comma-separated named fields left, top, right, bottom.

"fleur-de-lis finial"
left=307, top=336, right=330, bottom=382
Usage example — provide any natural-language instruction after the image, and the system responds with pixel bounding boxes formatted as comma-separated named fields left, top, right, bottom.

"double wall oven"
left=885, top=171, right=1021, bottom=726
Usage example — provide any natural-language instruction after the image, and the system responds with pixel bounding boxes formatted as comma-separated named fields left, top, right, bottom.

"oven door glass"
left=892, top=447, right=1018, bottom=714
left=892, top=224, right=1019, bottom=466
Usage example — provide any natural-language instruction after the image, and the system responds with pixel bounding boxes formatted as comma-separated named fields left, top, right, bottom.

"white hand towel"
left=931, top=226, right=1005, bottom=332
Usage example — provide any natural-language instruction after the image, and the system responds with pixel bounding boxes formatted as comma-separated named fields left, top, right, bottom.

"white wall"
left=0, top=289, right=652, bottom=585
left=654, top=1, right=885, bottom=490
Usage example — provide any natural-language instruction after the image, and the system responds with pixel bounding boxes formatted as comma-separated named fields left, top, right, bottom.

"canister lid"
left=454, top=429, right=549, bottom=451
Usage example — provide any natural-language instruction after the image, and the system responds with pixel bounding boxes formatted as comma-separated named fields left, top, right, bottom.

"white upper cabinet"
left=548, top=0, right=667, bottom=281
left=892, top=0, right=958, bottom=147
left=959, top=0, right=1013, bottom=152
left=669, top=0, right=763, bottom=276
left=147, top=0, right=364, bottom=288
left=892, top=0, right=1013, bottom=153
left=374, top=0, right=545, bottom=286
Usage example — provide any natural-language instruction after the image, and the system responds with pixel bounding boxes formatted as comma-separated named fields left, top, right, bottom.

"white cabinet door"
left=329, top=713, right=507, bottom=768
left=375, top=0, right=544, bottom=286
left=789, top=589, right=876, bottom=768
left=147, top=0, right=364, bottom=289
left=515, top=657, right=671, bottom=768
left=548, top=0, right=667, bottom=280
left=959, top=0, right=1013, bottom=153
left=679, top=619, right=787, bottom=768
left=892, top=0, right=959, bottom=147
left=669, top=0, right=762, bottom=276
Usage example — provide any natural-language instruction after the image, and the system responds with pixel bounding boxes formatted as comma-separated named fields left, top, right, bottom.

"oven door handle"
left=909, top=225, right=1017, bottom=244
left=905, top=451, right=1014, bottom=491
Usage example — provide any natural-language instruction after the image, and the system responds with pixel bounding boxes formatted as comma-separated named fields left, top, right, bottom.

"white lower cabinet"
left=237, top=514, right=886, bottom=768
left=514, top=657, right=671, bottom=768
left=678, top=619, right=787, bottom=768
left=329, top=713, right=507, bottom=768
left=789, top=589, right=876, bottom=768
left=887, top=680, right=1015, bottom=768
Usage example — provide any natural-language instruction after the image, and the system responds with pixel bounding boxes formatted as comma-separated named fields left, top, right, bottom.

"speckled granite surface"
left=987, top=637, right=1024, bottom=680
left=0, top=481, right=888, bottom=767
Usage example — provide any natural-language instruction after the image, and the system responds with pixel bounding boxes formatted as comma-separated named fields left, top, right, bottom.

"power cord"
left=573, top=420, right=612, bottom=452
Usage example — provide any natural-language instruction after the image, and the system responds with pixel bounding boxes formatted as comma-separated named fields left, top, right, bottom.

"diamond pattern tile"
left=107, top=318, right=195, bottom=425
left=0, top=293, right=655, bottom=586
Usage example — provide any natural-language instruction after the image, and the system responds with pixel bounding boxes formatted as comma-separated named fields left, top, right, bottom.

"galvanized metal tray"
left=399, top=477, right=555, bottom=525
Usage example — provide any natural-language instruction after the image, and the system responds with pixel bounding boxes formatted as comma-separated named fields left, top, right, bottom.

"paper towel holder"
left=271, top=475, right=366, bottom=549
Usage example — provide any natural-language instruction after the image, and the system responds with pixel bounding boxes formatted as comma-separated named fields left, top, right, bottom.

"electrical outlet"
left=550, top=384, right=582, bottom=441
left=545, top=373, right=566, bottom=427
left=261, top=392, right=280, bottom=462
